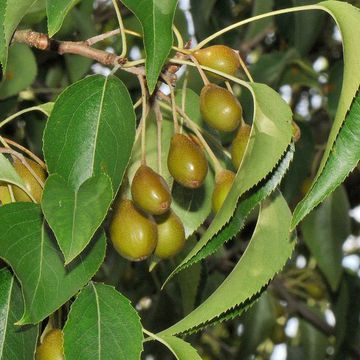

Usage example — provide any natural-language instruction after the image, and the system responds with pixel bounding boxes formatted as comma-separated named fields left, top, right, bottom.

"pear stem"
left=154, top=101, right=163, bottom=175
left=190, top=55, right=210, bottom=86
left=225, top=81, right=234, bottom=94
left=111, top=0, right=127, bottom=59
left=236, top=51, right=254, bottom=83
left=172, top=25, right=184, bottom=50
left=3, top=137, right=46, bottom=169
left=180, top=73, right=189, bottom=134
left=158, top=92, right=223, bottom=175
left=7, top=184, right=15, bottom=203
left=163, top=77, right=179, bottom=134
left=138, top=75, right=148, bottom=165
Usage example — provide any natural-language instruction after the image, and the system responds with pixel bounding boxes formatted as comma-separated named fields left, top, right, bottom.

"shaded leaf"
left=43, top=74, right=135, bottom=194
left=301, top=185, right=350, bottom=291
left=292, top=88, right=360, bottom=228
left=155, top=335, right=202, bottom=360
left=64, top=282, right=143, bottom=360
left=0, top=268, right=38, bottom=359
left=0, top=203, right=106, bottom=325
left=158, top=192, right=294, bottom=335
left=121, top=0, right=178, bottom=93
left=42, top=173, right=113, bottom=264
left=292, top=1, right=360, bottom=227
left=0, top=44, right=37, bottom=99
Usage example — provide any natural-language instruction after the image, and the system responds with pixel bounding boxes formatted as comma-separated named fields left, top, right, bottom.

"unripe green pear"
left=167, top=133, right=208, bottom=189
left=231, top=124, right=251, bottom=169
left=193, top=45, right=240, bottom=78
left=200, top=84, right=242, bottom=132
left=154, top=210, right=186, bottom=259
left=212, top=170, right=236, bottom=213
left=35, top=329, right=64, bottom=360
left=131, top=165, right=171, bottom=215
left=304, top=281, right=326, bottom=300
left=0, top=185, right=11, bottom=205
left=12, top=157, right=46, bottom=203
left=110, top=199, right=157, bottom=261
left=271, top=323, right=287, bottom=344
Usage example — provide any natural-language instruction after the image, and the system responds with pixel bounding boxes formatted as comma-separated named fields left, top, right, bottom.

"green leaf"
left=292, top=1, right=360, bottom=227
left=46, top=0, right=80, bottom=36
left=301, top=185, right=350, bottom=291
left=0, top=0, right=39, bottom=71
left=0, top=154, right=26, bottom=189
left=42, top=173, right=113, bottom=264
left=64, top=282, right=143, bottom=360
left=158, top=192, right=294, bottom=336
left=0, top=203, right=106, bottom=325
left=164, top=84, right=293, bottom=284
left=154, top=334, right=202, bottom=360
left=43, top=75, right=135, bottom=194
left=0, top=268, right=38, bottom=359
left=292, top=88, right=360, bottom=228
left=121, top=0, right=178, bottom=93
left=0, top=44, right=37, bottom=99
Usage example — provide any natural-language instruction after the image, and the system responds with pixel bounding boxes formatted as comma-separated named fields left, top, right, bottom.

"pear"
left=200, top=84, right=242, bottom=132
left=110, top=199, right=157, bottom=261
left=167, top=134, right=208, bottom=189
left=212, top=170, right=236, bottom=213
left=12, top=157, right=46, bottom=202
left=193, top=45, right=240, bottom=78
left=231, top=124, right=251, bottom=169
left=131, top=165, right=171, bottom=215
left=154, top=210, right=186, bottom=259
left=35, top=329, right=64, bottom=360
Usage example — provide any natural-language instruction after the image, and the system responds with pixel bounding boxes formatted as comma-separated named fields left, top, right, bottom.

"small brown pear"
left=212, top=170, right=236, bottom=213
left=12, top=157, right=47, bottom=202
left=109, top=199, right=157, bottom=261
left=154, top=210, right=186, bottom=259
left=131, top=165, right=171, bottom=215
left=200, top=84, right=242, bottom=132
left=231, top=124, right=251, bottom=169
left=193, top=45, right=240, bottom=78
left=167, top=133, right=208, bottom=189
left=35, top=329, right=64, bottom=360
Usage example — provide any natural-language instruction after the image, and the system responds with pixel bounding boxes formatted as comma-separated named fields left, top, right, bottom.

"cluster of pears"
left=193, top=45, right=252, bottom=212
left=110, top=164, right=186, bottom=262
left=0, top=156, right=46, bottom=205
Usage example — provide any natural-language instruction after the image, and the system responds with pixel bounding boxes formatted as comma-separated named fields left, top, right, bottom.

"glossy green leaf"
left=292, top=1, right=360, bottom=227
left=158, top=192, right=294, bottom=335
left=155, top=335, right=202, bottom=360
left=0, top=268, right=38, bottom=359
left=42, top=173, right=113, bottom=264
left=121, top=0, right=178, bottom=93
left=293, top=88, right=360, bottom=228
left=64, top=282, right=143, bottom=360
left=301, top=185, right=350, bottom=291
left=0, top=0, right=39, bottom=71
left=165, top=83, right=293, bottom=284
left=0, top=203, right=106, bottom=325
left=46, top=0, right=80, bottom=37
left=0, top=44, right=37, bottom=99
left=43, top=75, right=135, bottom=194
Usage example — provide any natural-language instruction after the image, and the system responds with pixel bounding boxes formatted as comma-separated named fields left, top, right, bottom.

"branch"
left=271, top=278, right=335, bottom=337
left=12, top=29, right=126, bottom=67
